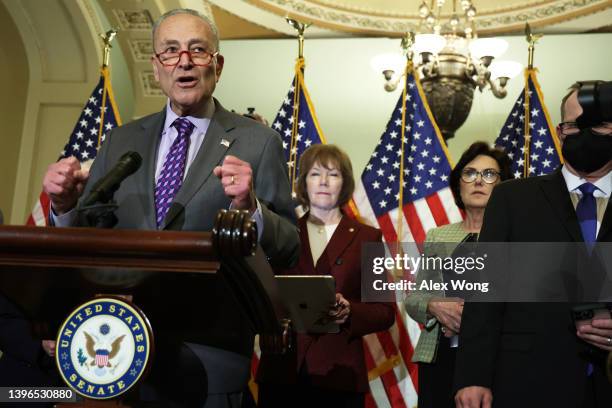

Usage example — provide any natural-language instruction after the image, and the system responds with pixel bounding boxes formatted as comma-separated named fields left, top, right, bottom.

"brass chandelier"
left=372, top=0, right=522, bottom=140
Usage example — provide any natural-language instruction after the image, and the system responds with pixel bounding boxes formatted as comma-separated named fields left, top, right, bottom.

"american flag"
left=350, top=63, right=462, bottom=408
left=271, top=58, right=326, bottom=195
left=26, top=68, right=121, bottom=225
left=494, top=69, right=562, bottom=178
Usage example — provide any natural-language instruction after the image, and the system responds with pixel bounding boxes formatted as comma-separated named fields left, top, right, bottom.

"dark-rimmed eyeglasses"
left=460, top=168, right=500, bottom=184
left=155, top=49, right=218, bottom=67
left=559, top=121, right=612, bottom=137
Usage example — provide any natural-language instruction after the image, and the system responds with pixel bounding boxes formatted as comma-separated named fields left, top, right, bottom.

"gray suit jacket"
left=81, top=99, right=299, bottom=268
left=75, top=100, right=299, bottom=402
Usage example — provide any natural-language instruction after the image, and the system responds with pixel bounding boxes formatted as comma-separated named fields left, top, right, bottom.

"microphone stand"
left=77, top=201, right=118, bottom=228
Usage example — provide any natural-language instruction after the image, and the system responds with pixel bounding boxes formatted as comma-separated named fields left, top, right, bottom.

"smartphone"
left=572, top=303, right=611, bottom=330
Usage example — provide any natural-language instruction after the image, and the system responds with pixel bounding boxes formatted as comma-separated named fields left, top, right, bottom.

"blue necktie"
left=576, top=183, right=597, bottom=244
left=575, top=183, right=597, bottom=376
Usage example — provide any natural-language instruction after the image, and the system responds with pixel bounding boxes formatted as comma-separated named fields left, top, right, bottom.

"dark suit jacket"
left=257, top=215, right=395, bottom=393
left=73, top=100, right=299, bottom=404
left=454, top=169, right=612, bottom=407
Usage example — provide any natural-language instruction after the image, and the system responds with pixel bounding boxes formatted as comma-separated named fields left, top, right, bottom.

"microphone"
left=82, top=151, right=142, bottom=207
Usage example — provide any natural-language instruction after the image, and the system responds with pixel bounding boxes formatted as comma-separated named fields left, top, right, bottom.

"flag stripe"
left=425, top=193, right=450, bottom=227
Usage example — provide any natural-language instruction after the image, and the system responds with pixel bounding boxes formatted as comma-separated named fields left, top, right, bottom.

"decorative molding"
left=248, top=0, right=612, bottom=35
left=140, top=71, right=163, bottom=96
left=112, top=9, right=153, bottom=30
left=129, top=39, right=153, bottom=61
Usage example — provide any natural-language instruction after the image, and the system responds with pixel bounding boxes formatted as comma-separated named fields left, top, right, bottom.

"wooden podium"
left=0, top=210, right=287, bottom=406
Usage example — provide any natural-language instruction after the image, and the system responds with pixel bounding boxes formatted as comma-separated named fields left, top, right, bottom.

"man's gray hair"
left=152, top=8, right=220, bottom=51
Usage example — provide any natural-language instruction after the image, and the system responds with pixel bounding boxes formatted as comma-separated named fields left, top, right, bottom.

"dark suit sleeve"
left=253, top=130, right=300, bottom=269
left=454, top=184, right=508, bottom=391
left=347, top=230, right=395, bottom=338
left=0, top=295, right=44, bottom=365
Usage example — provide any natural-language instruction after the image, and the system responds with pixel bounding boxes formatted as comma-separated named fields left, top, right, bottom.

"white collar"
left=561, top=165, right=611, bottom=198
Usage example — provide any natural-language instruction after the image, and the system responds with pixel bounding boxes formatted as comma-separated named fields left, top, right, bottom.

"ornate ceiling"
left=209, top=0, right=612, bottom=38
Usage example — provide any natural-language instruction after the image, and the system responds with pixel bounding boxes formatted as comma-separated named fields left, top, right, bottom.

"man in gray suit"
left=42, top=8, right=299, bottom=407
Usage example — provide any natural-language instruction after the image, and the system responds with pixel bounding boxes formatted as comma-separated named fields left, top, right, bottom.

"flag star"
left=287, top=161, right=294, bottom=168
left=76, top=131, right=84, bottom=139
left=101, top=134, right=106, bottom=142
left=410, top=145, right=417, bottom=152
left=392, top=161, right=400, bottom=169
left=289, top=85, right=295, bottom=93
left=61, top=150, right=66, bottom=156
left=366, top=163, right=373, bottom=171
left=425, top=181, right=433, bottom=189
left=508, top=152, right=515, bottom=159
left=94, top=116, right=101, bottom=124
left=534, top=140, right=544, bottom=149
left=384, top=187, right=391, bottom=195
left=531, top=153, right=539, bottom=161
left=298, top=120, right=305, bottom=129
left=84, top=108, right=93, bottom=116
left=395, top=119, right=402, bottom=126
left=417, top=120, right=425, bottom=127
left=537, top=127, right=547, bottom=136
left=395, top=193, right=400, bottom=200
left=291, top=147, right=297, bottom=154
left=519, top=114, right=525, bottom=122
left=381, top=156, right=389, bottom=164
left=279, top=109, right=286, bottom=118
left=432, top=156, right=440, bottom=163
left=531, top=108, right=539, bottom=117
left=81, top=151, right=89, bottom=159
left=441, top=175, right=448, bottom=182
left=105, top=123, right=113, bottom=131
left=296, top=134, right=302, bottom=142
left=529, top=166, right=536, bottom=174
left=80, top=119, right=87, bottom=127
left=72, top=143, right=79, bottom=150
left=407, top=155, right=414, bottom=163
left=424, top=137, right=432, bottom=145
left=390, top=131, right=398, bottom=139
left=288, top=116, right=294, bottom=124
left=408, top=82, right=415, bottom=88
left=529, top=122, right=535, bottom=129
left=377, top=169, right=385, bottom=177
left=404, top=169, right=410, bottom=175
left=410, top=187, right=418, bottom=195
left=386, top=143, right=394, bottom=151
left=507, top=123, right=514, bottom=129
left=511, top=110, right=518, bottom=117
left=282, top=141, right=288, bottom=149
left=417, top=163, right=425, bottom=171
left=284, top=128, right=291, bottom=137
left=372, top=181, right=380, bottom=189
left=379, top=200, right=387, bottom=208
left=414, top=132, right=421, bottom=140
left=406, top=94, right=412, bottom=101
left=412, top=103, right=417, bottom=109
left=546, top=147, right=555, bottom=155
left=503, top=134, right=510, bottom=141
left=405, top=124, right=412, bottom=131
left=305, top=139, right=312, bottom=147
left=511, top=140, right=518, bottom=147
left=528, top=90, right=533, bottom=97
left=273, top=121, right=282, bottom=130
left=542, top=159, right=551, bottom=168
left=517, top=158, right=525, bottom=167
left=429, top=168, right=437, bottom=176
left=388, top=174, right=396, bottom=182
left=372, top=151, right=378, bottom=158
left=420, top=150, right=429, bottom=158
left=88, top=96, right=96, bottom=104
left=283, top=97, right=290, bottom=105
left=520, top=146, right=526, bottom=154
left=89, top=128, right=97, bottom=136
left=414, top=175, right=421, bottom=183
left=85, top=139, right=94, bottom=147
left=514, top=170, right=522, bottom=178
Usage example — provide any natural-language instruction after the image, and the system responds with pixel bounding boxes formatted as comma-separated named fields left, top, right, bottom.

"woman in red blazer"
left=256, top=144, right=395, bottom=408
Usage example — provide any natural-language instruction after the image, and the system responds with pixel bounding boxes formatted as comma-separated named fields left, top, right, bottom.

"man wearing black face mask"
left=454, top=82, right=612, bottom=408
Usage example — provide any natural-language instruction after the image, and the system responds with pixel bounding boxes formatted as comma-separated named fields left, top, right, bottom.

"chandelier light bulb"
left=469, top=38, right=508, bottom=60
left=466, top=5, right=477, bottom=18
left=414, top=33, right=447, bottom=55
left=426, top=12, right=436, bottom=26
left=490, top=60, right=523, bottom=80
left=450, top=14, right=460, bottom=27
left=461, top=0, right=471, bottom=10
left=419, top=2, right=430, bottom=18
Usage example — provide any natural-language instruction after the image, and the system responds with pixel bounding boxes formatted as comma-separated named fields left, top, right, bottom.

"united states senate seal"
left=56, top=297, right=152, bottom=399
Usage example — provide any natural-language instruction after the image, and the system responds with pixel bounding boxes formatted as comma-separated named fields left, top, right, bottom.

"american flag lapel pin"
left=220, top=138, right=230, bottom=148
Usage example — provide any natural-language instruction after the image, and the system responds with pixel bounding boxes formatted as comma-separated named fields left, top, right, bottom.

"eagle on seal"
left=84, top=332, right=126, bottom=368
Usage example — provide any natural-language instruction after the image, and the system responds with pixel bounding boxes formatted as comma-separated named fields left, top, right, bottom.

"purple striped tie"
left=154, top=117, right=194, bottom=227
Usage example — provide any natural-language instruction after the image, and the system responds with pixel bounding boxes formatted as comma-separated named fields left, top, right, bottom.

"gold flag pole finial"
left=286, top=17, right=311, bottom=59
left=525, top=23, right=543, bottom=70
left=100, top=28, right=118, bottom=68
left=401, top=31, right=416, bottom=62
